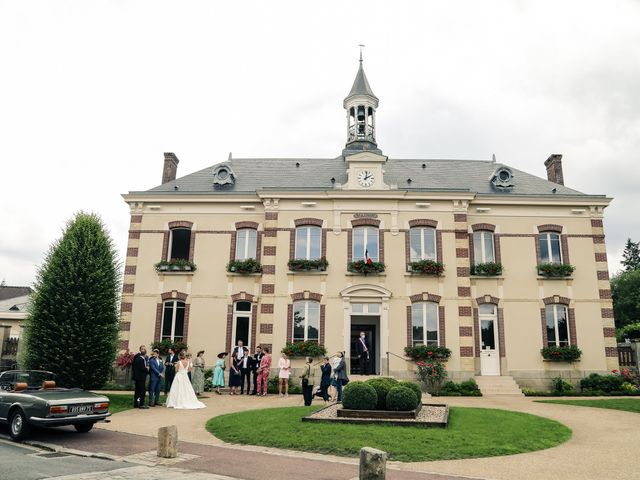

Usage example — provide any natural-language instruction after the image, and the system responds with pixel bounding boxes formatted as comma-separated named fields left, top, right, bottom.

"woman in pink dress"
left=278, top=352, right=291, bottom=397
left=257, top=347, right=272, bottom=396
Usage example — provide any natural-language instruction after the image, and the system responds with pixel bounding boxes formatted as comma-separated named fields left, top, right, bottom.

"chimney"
left=544, top=154, right=564, bottom=185
left=162, top=152, right=179, bottom=184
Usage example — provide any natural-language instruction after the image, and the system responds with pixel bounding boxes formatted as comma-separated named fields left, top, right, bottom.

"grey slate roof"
left=140, top=157, right=593, bottom=197
left=0, top=286, right=32, bottom=302
left=346, top=62, right=378, bottom=101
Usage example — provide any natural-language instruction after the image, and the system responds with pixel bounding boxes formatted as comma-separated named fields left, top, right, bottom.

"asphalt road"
left=0, top=438, right=130, bottom=480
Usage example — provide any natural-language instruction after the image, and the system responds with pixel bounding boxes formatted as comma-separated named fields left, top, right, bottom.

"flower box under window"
left=404, top=345, right=451, bottom=362
left=537, top=263, right=575, bottom=278
left=281, top=341, right=327, bottom=358
left=288, top=258, right=328, bottom=272
left=407, top=259, right=445, bottom=276
left=227, top=258, right=262, bottom=274
left=470, top=262, right=503, bottom=276
left=154, top=259, right=197, bottom=273
left=347, top=260, right=385, bottom=275
left=541, top=345, right=582, bottom=362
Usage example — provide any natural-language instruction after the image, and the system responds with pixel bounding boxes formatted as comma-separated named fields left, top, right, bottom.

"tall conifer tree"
left=24, top=212, right=120, bottom=389
left=621, top=238, right=640, bottom=272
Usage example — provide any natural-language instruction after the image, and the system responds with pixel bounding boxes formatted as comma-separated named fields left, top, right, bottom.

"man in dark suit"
left=148, top=348, right=165, bottom=407
left=239, top=351, right=253, bottom=395
left=232, top=340, right=250, bottom=394
left=355, top=331, right=370, bottom=375
left=164, top=348, right=178, bottom=393
left=132, top=345, right=150, bottom=408
left=251, top=345, right=264, bottom=395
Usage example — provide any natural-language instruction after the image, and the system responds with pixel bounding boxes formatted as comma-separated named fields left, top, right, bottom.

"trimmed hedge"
left=342, top=381, right=378, bottom=410
left=580, top=373, right=624, bottom=393
left=433, top=379, right=482, bottom=397
left=365, top=377, right=398, bottom=410
left=386, top=386, right=420, bottom=411
left=398, top=381, right=422, bottom=405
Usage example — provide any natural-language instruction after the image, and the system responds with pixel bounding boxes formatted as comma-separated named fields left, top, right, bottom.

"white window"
left=351, top=303, right=380, bottom=315
left=292, top=301, right=320, bottom=342
left=473, top=231, right=495, bottom=264
left=353, top=226, right=379, bottom=262
left=409, top=227, right=437, bottom=261
left=545, top=304, right=570, bottom=347
left=295, top=226, right=322, bottom=260
left=168, top=228, right=191, bottom=261
left=539, top=232, right=562, bottom=263
left=235, top=229, right=257, bottom=260
left=411, top=302, right=439, bottom=346
left=161, top=300, right=185, bottom=341
left=233, top=301, right=252, bottom=348
left=478, top=304, right=497, bottom=350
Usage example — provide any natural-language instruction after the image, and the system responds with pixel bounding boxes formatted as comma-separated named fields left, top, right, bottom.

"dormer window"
left=491, top=167, right=515, bottom=191
left=213, top=164, right=235, bottom=185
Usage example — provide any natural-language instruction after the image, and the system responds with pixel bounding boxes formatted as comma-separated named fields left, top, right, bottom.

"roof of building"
left=0, top=286, right=32, bottom=302
left=138, top=157, right=597, bottom=197
left=346, top=61, right=378, bottom=101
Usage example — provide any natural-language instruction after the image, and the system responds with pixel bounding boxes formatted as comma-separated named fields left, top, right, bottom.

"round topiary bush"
left=342, top=381, right=378, bottom=410
left=397, top=381, right=422, bottom=405
left=366, top=377, right=398, bottom=410
left=386, top=386, right=420, bottom=411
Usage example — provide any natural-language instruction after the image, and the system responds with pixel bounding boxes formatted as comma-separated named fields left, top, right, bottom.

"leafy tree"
left=621, top=238, right=640, bottom=272
left=23, top=212, right=121, bottom=389
left=611, top=269, right=640, bottom=329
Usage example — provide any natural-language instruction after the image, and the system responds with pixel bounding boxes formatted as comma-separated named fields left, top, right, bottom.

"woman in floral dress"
left=257, top=347, right=272, bottom=396
left=191, top=350, right=206, bottom=395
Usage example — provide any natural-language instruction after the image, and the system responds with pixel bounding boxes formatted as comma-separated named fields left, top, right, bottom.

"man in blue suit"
left=148, top=348, right=165, bottom=407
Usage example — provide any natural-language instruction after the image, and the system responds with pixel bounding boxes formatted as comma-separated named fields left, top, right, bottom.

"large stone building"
left=120, top=59, right=617, bottom=388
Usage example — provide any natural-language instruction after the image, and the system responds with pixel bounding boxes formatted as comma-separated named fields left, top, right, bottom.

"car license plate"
left=69, top=405, right=94, bottom=414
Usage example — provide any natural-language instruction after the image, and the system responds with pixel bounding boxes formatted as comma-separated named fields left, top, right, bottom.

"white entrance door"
left=479, top=304, right=500, bottom=376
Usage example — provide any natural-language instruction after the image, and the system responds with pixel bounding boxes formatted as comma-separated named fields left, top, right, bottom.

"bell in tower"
left=343, top=52, right=382, bottom=157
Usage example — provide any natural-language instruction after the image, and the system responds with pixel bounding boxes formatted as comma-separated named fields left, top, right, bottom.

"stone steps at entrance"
left=474, top=375, right=524, bottom=396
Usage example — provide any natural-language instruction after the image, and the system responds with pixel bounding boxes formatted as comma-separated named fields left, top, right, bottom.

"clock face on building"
left=357, top=170, right=375, bottom=187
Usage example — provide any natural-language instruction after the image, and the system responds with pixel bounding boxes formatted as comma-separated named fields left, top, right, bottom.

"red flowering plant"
left=614, top=368, right=640, bottom=389
left=115, top=350, right=136, bottom=370
left=416, top=360, right=448, bottom=393
left=347, top=260, right=385, bottom=275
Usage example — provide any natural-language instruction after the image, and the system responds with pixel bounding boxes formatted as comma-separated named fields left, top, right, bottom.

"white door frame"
left=479, top=305, right=500, bottom=376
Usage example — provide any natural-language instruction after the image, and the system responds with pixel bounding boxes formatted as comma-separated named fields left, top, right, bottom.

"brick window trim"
left=351, top=218, right=381, bottom=227
left=348, top=228, right=385, bottom=263
left=291, top=291, right=322, bottom=302
left=406, top=304, right=446, bottom=347
left=408, top=219, right=438, bottom=228
left=473, top=307, right=506, bottom=357
left=235, top=221, right=259, bottom=230
left=475, top=295, right=500, bottom=306
left=154, top=301, right=190, bottom=343
left=471, top=223, right=496, bottom=232
left=168, top=220, right=194, bottom=229
left=231, top=291, right=256, bottom=303
left=160, top=291, right=188, bottom=302
left=404, top=229, right=442, bottom=266
left=285, top=302, right=325, bottom=345
left=294, top=218, right=324, bottom=227
left=542, top=295, right=570, bottom=306
left=289, top=227, right=328, bottom=261
left=229, top=229, right=263, bottom=263
left=537, top=224, right=563, bottom=233
left=161, top=227, right=196, bottom=263
left=225, top=301, right=257, bottom=351
left=540, top=306, right=577, bottom=346
left=409, top=292, right=441, bottom=303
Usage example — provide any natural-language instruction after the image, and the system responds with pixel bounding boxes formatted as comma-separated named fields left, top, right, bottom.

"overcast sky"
left=2, top=1, right=639, bottom=286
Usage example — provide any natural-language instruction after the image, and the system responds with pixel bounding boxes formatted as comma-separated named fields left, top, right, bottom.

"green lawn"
left=206, top=406, right=571, bottom=462
left=536, top=398, right=640, bottom=414
left=104, top=393, right=166, bottom=414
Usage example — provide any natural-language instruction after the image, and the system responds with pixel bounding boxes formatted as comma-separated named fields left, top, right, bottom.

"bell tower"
left=343, top=51, right=382, bottom=157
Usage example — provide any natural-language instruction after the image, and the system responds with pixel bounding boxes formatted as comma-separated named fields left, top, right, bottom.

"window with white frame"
left=233, top=301, right=252, bottom=348
left=168, top=228, right=191, bottom=261
left=295, top=226, right=322, bottom=260
left=292, top=300, right=320, bottom=342
left=353, top=226, right=379, bottom=262
left=473, top=231, right=495, bottom=264
left=411, top=302, right=439, bottom=346
left=545, top=304, right=570, bottom=347
left=235, top=228, right=257, bottom=260
left=539, top=232, right=562, bottom=263
left=409, top=227, right=436, bottom=261
left=161, top=300, right=185, bottom=342
left=478, top=303, right=497, bottom=350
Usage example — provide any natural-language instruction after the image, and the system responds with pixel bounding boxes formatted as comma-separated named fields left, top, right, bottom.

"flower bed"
left=154, top=259, right=197, bottom=272
left=347, top=259, right=385, bottom=275
left=287, top=258, right=328, bottom=271
left=470, top=262, right=503, bottom=276
left=407, top=259, right=445, bottom=276
left=416, top=361, right=448, bottom=394
left=541, top=345, right=582, bottom=362
left=227, top=258, right=262, bottom=274
left=537, top=263, right=575, bottom=277
left=281, top=341, right=327, bottom=358
left=405, top=345, right=451, bottom=361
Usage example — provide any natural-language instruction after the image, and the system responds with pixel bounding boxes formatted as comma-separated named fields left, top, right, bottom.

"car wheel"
left=74, top=423, right=94, bottom=433
left=9, top=409, right=31, bottom=441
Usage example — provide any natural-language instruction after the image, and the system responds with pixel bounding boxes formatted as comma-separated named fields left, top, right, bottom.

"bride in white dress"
left=166, top=352, right=206, bottom=409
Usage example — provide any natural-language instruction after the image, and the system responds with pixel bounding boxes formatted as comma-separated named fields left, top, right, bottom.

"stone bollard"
left=359, top=447, right=387, bottom=480
left=157, top=425, right=178, bottom=458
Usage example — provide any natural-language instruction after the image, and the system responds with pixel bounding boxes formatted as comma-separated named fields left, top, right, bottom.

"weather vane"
left=359, top=44, right=365, bottom=62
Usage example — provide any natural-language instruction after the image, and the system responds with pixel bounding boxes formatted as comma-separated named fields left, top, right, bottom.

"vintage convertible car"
left=0, top=370, right=111, bottom=441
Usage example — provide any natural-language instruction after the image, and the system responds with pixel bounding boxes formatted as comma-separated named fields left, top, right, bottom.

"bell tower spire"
left=343, top=49, right=382, bottom=156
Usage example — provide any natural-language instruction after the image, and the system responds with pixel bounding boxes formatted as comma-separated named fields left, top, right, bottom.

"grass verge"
left=104, top=393, right=166, bottom=414
left=535, top=398, right=640, bottom=414
left=206, top=406, right=571, bottom=462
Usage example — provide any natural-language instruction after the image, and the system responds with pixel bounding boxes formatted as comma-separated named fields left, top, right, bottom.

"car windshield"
left=0, top=370, right=57, bottom=391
